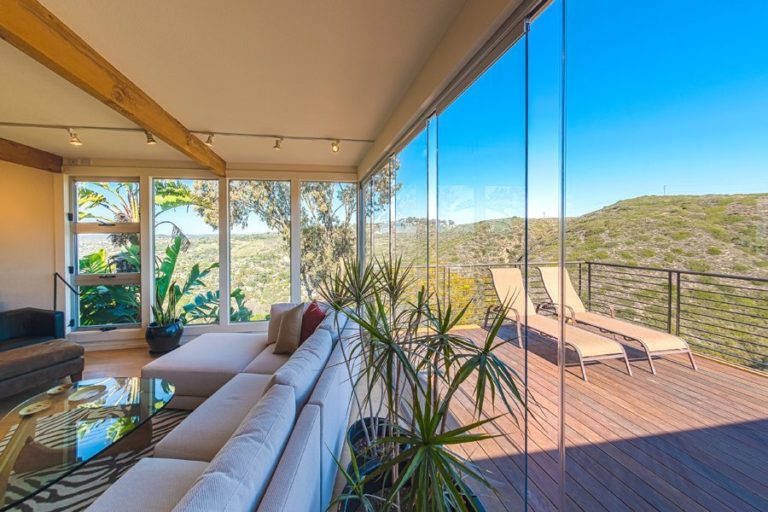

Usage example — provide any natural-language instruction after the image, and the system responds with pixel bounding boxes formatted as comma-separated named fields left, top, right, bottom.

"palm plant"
left=319, top=257, right=525, bottom=512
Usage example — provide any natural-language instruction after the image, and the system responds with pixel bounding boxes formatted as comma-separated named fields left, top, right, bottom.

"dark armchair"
left=0, top=308, right=83, bottom=399
left=0, top=307, right=66, bottom=352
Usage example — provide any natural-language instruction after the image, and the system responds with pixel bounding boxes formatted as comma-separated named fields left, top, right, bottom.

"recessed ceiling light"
left=204, top=133, right=215, bottom=147
left=68, top=128, right=83, bottom=146
left=331, top=140, right=340, bottom=153
left=145, top=131, right=157, bottom=145
left=273, top=137, right=283, bottom=151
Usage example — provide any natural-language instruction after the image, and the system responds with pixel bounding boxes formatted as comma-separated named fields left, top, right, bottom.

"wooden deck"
left=449, top=324, right=768, bottom=512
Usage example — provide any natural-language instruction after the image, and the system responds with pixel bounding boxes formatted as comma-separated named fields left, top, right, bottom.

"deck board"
left=450, top=324, right=768, bottom=512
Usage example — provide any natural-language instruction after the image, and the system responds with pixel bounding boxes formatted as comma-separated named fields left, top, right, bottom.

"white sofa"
left=87, top=306, right=357, bottom=512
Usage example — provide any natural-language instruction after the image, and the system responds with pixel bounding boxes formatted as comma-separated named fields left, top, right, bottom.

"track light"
left=273, top=137, right=283, bottom=151
left=331, top=140, right=340, bottom=153
left=145, top=131, right=157, bottom=145
left=68, top=128, right=83, bottom=146
left=204, top=133, right=215, bottom=147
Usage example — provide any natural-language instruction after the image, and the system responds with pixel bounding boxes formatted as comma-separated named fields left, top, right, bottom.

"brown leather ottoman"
left=0, top=339, right=84, bottom=399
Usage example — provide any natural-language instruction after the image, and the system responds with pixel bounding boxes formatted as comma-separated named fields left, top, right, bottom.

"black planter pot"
left=146, top=320, right=183, bottom=354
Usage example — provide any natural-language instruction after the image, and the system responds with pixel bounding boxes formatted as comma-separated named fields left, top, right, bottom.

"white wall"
left=0, top=161, right=56, bottom=310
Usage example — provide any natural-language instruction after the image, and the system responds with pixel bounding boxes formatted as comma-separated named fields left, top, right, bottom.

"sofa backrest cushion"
left=307, top=330, right=359, bottom=508
left=257, top=404, right=322, bottom=512
left=172, top=384, right=296, bottom=512
left=315, top=305, right=348, bottom=345
left=274, top=328, right=332, bottom=409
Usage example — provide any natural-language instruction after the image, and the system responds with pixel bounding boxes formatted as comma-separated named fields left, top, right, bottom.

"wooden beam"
left=0, top=137, right=62, bottom=172
left=0, top=0, right=227, bottom=176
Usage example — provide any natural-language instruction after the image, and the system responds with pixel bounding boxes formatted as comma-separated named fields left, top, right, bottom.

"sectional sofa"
left=87, top=305, right=358, bottom=512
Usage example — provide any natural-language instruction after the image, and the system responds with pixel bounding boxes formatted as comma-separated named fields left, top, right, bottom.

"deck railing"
left=411, top=261, right=768, bottom=372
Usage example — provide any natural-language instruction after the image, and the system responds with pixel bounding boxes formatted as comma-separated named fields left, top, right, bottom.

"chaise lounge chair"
left=537, top=266, right=697, bottom=374
left=485, top=267, right=632, bottom=381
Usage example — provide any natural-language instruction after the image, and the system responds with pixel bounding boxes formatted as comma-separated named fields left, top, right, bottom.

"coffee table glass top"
left=0, top=377, right=174, bottom=510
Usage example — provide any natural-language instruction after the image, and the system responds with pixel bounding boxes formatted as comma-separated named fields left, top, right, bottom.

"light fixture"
left=68, top=128, right=83, bottom=146
left=273, top=137, right=283, bottom=151
left=331, top=139, right=340, bottom=153
left=145, top=131, right=157, bottom=145
left=204, top=133, right=215, bottom=147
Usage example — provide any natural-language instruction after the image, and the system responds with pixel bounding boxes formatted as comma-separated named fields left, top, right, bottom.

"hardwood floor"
left=449, top=324, right=768, bottom=512
left=83, top=347, right=155, bottom=379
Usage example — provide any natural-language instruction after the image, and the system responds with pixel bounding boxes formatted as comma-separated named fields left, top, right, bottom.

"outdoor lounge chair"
left=486, top=267, right=632, bottom=381
left=537, top=266, right=697, bottom=374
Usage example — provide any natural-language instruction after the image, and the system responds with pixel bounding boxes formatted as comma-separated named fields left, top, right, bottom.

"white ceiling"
left=0, top=0, right=465, bottom=168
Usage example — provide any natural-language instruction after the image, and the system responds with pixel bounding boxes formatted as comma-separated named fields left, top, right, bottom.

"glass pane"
left=153, top=179, right=220, bottom=325
left=75, top=181, right=139, bottom=223
left=362, top=178, right=374, bottom=264
left=393, top=129, right=428, bottom=298
left=300, top=182, right=357, bottom=302
left=77, top=234, right=140, bottom=274
left=371, top=164, right=391, bottom=262
left=229, top=180, right=291, bottom=322
left=78, top=284, right=140, bottom=326
left=565, top=1, right=768, bottom=510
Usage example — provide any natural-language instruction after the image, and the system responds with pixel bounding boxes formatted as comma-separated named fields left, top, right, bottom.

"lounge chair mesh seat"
left=537, top=266, right=697, bottom=374
left=488, top=267, right=631, bottom=381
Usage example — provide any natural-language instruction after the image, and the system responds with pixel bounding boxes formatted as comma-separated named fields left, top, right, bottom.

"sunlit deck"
left=450, top=324, right=768, bottom=512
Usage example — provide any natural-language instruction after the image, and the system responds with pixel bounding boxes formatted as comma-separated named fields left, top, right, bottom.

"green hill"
left=431, top=193, right=768, bottom=277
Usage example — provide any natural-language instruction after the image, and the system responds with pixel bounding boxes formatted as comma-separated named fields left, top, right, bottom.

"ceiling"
left=0, top=0, right=466, bottom=168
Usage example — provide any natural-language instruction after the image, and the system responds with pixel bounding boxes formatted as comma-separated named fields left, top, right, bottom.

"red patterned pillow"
left=300, top=302, right=326, bottom=342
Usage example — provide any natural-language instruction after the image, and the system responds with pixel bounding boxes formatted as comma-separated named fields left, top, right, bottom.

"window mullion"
left=219, top=177, right=230, bottom=326
left=140, top=175, right=152, bottom=327
left=290, top=178, right=301, bottom=303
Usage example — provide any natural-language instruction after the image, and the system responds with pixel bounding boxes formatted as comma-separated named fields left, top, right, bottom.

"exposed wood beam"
left=0, top=137, right=62, bottom=172
left=0, top=0, right=227, bottom=176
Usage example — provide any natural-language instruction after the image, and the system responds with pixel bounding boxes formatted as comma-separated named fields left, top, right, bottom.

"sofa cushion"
left=141, top=332, right=269, bottom=398
left=307, top=337, right=358, bottom=508
left=242, top=345, right=290, bottom=375
left=86, top=458, right=208, bottom=512
left=316, top=307, right=348, bottom=344
left=267, top=303, right=299, bottom=344
left=273, top=303, right=304, bottom=354
left=154, top=373, right=274, bottom=462
left=0, top=340, right=83, bottom=380
left=173, top=385, right=296, bottom=512
left=300, top=302, right=326, bottom=343
left=274, top=328, right=332, bottom=409
left=257, top=405, right=322, bottom=512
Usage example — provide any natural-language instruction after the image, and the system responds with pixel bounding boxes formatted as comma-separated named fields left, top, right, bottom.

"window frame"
left=69, top=177, right=142, bottom=330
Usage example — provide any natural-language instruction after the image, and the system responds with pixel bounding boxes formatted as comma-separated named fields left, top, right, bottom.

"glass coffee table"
left=0, top=377, right=174, bottom=511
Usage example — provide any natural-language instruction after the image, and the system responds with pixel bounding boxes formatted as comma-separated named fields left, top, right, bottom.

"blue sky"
left=405, top=0, right=768, bottom=223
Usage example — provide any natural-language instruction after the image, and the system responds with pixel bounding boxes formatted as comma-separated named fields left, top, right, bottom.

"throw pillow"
left=268, top=303, right=299, bottom=344
left=273, top=303, right=304, bottom=354
left=300, top=302, right=326, bottom=343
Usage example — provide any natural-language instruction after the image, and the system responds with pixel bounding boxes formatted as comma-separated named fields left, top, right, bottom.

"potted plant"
left=146, top=280, right=183, bottom=354
left=319, top=257, right=525, bottom=512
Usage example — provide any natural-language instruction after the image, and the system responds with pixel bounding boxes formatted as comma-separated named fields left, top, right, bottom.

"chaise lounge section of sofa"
left=87, top=304, right=358, bottom=512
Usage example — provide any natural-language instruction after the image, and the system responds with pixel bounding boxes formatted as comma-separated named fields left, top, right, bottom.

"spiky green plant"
left=326, top=258, right=525, bottom=511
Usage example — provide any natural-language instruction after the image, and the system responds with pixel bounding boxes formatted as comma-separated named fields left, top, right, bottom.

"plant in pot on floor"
left=146, top=281, right=183, bottom=354
left=319, top=257, right=526, bottom=512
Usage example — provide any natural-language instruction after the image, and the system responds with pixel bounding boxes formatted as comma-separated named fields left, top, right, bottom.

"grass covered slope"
left=432, top=194, right=768, bottom=277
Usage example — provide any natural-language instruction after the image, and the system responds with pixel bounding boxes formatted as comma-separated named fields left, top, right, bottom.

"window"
left=300, top=181, right=357, bottom=301
left=229, top=180, right=291, bottom=322
left=72, top=180, right=141, bottom=328
left=153, top=179, right=219, bottom=325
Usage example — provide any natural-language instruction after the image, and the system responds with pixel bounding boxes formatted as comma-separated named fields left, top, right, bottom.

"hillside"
left=431, top=193, right=768, bottom=277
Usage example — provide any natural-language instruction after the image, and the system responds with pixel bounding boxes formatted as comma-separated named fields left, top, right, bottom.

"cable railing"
left=410, top=261, right=768, bottom=372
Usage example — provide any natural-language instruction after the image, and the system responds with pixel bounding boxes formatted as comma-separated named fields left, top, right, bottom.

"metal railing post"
left=587, top=262, right=592, bottom=311
left=675, top=272, right=682, bottom=336
left=578, top=262, right=582, bottom=297
left=667, top=271, right=673, bottom=333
